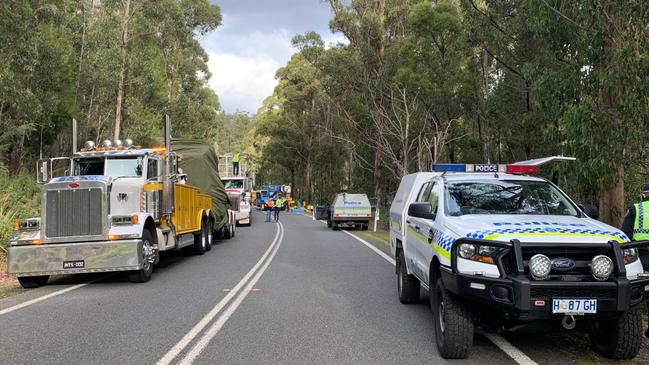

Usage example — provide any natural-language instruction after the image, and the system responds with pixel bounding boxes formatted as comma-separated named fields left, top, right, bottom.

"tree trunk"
left=373, top=148, right=382, bottom=213
left=305, top=157, right=312, bottom=204
left=9, top=134, right=25, bottom=175
left=598, top=165, right=625, bottom=227
left=114, top=0, right=131, bottom=140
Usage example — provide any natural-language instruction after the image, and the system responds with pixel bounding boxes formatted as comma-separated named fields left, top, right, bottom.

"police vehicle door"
left=406, top=180, right=439, bottom=281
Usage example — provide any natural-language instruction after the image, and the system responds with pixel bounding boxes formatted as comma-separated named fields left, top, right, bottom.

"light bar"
left=432, top=164, right=465, bottom=172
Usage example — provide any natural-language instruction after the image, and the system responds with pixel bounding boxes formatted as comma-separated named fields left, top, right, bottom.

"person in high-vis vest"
left=621, top=183, right=649, bottom=338
left=265, top=198, right=275, bottom=222
left=274, top=196, right=284, bottom=222
left=232, top=152, right=241, bottom=176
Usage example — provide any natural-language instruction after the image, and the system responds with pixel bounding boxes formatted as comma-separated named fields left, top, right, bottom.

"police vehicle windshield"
left=445, top=180, right=578, bottom=216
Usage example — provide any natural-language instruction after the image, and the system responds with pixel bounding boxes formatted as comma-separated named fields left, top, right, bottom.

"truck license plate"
left=63, top=260, right=85, bottom=269
left=552, top=299, right=597, bottom=314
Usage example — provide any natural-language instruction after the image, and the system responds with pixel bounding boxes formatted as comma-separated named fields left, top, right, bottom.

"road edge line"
left=156, top=222, right=282, bottom=365
left=0, top=281, right=93, bottom=316
left=179, top=222, right=285, bottom=364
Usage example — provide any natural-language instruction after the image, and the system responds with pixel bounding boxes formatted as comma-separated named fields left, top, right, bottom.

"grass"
left=0, top=251, right=24, bottom=299
left=354, top=228, right=390, bottom=247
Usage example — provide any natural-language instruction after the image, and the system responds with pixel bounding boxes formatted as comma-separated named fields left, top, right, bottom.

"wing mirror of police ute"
left=579, top=203, right=599, bottom=220
left=408, top=202, right=436, bottom=220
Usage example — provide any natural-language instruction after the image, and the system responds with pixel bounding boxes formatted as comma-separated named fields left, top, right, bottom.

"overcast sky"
left=198, top=0, right=344, bottom=114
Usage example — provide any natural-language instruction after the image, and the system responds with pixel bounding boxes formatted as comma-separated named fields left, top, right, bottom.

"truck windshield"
left=74, top=157, right=143, bottom=178
left=224, top=180, right=244, bottom=189
left=445, top=180, right=578, bottom=216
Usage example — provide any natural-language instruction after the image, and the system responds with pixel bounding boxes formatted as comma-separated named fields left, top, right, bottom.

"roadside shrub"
left=0, top=166, right=41, bottom=251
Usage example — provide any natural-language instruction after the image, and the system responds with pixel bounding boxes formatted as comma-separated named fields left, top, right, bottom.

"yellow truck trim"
left=143, top=183, right=163, bottom=191
left=172, top=184, right=212, bottom=235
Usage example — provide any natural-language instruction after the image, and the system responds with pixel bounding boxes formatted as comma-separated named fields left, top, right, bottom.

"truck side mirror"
left=580, top=204, right=599, bottom=220
left=408, top=202, right=436, bottom=220
left=37, top=159, right=49, bottom=183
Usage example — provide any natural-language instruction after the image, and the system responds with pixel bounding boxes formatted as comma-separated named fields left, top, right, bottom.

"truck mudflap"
left=8, top=239, right=143, bottom=277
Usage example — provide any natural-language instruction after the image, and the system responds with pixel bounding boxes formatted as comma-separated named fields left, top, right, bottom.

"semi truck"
left=7, top=115, right=236, bottom=288
left=222, top=176, right=252, bottom=226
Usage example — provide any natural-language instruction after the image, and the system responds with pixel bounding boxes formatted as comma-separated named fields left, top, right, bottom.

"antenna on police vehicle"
left=510, top=155, right=576, bottom=166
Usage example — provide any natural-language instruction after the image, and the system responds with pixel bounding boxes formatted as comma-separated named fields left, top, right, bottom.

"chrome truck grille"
left=45, top=188, right=104, bottom=237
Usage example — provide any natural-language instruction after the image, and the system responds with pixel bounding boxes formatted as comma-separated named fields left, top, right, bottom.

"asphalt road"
left=0, top=211, right=606, bottom=364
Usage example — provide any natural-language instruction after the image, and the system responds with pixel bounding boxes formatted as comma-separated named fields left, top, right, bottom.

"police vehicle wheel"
left=128, top=230, right=155, bottom=283
left=432, top=278, right=473, bottom=359
left=397, top=253, right=420, bottom=304
left=17, top=275, right=49, bottom=288
left=193, top=220, right=207, bottom=255
left=205, top=220, right=213, bottom=252
left=589, top=307, right=642, bottom=360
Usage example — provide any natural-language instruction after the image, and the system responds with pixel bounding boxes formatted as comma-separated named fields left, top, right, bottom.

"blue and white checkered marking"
left=492, top=221, right=586, bottom=227
left=466, top=227, right=628, bottom=241
left=429, top=227, right=455, bottom=253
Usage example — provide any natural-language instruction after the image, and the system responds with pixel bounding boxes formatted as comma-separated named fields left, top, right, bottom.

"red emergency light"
left=506, top=165, right=539, bottom=174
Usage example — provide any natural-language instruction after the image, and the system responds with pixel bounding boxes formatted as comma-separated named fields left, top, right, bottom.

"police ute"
left=389, top=157, right=649, bottom=360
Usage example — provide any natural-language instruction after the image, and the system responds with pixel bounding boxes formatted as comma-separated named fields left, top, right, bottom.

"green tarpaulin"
left=171, top=139, right=229, bottom=231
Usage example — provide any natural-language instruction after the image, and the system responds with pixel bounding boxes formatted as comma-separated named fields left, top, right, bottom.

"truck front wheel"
left=17, top=276, right=49, bottom=289
left=128, top=230, right=155, bottom=283
left=432, top=278, right=473, bottom=359
left=589, top=307, right=642, bottom=360
left=397, top=252, right=420, bottom=304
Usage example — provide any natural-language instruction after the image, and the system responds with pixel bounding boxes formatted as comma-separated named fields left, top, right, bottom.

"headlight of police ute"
left=529, top=254, right=552, bottom=280
left=590, top=255, right=613, bottom=281
left=623, top=248, right=639, bottom=264
left=458, top=243, right=476, bottom=259
left=457, top=243, right=498, bottom=265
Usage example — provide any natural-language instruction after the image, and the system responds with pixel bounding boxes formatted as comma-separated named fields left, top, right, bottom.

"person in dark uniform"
left=620, top=183, right=649, bottom=338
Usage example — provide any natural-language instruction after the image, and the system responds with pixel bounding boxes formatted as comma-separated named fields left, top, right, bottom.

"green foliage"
left=0, top=0, right=223, bottom=174
left=0, top=166, right=40, bottom=248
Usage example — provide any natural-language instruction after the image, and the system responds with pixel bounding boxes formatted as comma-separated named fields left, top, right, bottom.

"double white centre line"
left=157, top=221, right=284, bottom=365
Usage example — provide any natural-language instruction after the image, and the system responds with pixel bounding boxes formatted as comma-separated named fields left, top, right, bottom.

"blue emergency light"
left=431, top=164, right=466, bottom=172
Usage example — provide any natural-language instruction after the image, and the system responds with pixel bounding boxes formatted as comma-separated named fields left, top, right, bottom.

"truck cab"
left=390, top=161, right=649, bottom=360
left=222, top=176, right=252, bottom=226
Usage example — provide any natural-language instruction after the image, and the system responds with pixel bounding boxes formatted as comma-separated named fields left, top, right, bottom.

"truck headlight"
left=623, top=248, right=639, bottom=264
left=529, top=254, right=552, bottom=280
left=457, top=243, right=498, bottom=265
left=12, top=218, right=40, bottom=231
left=112, top=215, right=139, bottom=225
left=590, top=255, right=614, bottom=281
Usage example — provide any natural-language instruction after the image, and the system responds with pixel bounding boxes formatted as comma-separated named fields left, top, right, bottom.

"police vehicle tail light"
left=623, top=248, right=639, bottom=264
left=590, top=255, right=614, bottom=281
left=529, top=254, right=552, bottom=280
left=458, top=243, right=498, bottom=265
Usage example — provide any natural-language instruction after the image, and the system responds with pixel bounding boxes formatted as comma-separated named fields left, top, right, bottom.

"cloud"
left=199, top=1, right=345, bottom=113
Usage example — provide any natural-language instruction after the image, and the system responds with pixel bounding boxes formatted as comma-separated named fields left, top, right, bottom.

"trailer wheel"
left=193, top=220, right=207, bottom=255
left=17, top=275, right=49, bottom=288
left=129, top=230, right=155, bottom=283
left=589, top=307, right=642, bottom=359
left=432, top=278, right=473, bottom=359
left=205, top=220, right=213, bottom=252
left=332, top=222, right=339, bottom=230
left=223, top=221, right=233, bottom=239
left=327, top=220, right=332, bottom=228
left=363, top=224, right=369, bottom=231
